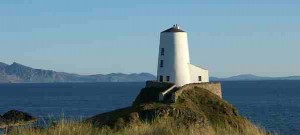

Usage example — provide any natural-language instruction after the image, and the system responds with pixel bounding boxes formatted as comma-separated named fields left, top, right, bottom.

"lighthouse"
left=157, top=25, right=209, bottom=86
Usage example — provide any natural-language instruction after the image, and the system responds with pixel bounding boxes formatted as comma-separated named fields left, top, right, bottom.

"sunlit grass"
left=9, top=117, right=271, bottom=135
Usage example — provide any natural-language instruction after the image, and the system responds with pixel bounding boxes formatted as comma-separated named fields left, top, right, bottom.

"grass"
left=9, top=117, right=269, bottom=135
left=175, top=86, right=243, bottom=128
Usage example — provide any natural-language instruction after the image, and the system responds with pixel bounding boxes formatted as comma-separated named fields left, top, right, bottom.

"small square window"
left=160, top=60, right=164, bottom=67
left=198, top=76, right=202, bottom=81
left=161, top=48, right=165, bottom=56
left=166, top=76, right=170, bottom=82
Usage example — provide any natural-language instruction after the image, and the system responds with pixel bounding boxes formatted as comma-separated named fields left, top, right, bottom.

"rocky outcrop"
left=87, top=83, right=247, bottom=131
left=0, top=110, right=36, bottom=128
left=0, top=115, right=6, bottom=128
left=2, top=110, right=36, bottom=124
left=132, top=82, right=174, bottom=106
left=173, top=82, right=222, bottom=101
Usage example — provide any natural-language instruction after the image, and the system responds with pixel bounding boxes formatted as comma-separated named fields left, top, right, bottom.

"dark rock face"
left=0, top=115, right=6, bottom=126
left=2, top=110, right=36, bottom=124
left=132, top=83, right=174, bottom=106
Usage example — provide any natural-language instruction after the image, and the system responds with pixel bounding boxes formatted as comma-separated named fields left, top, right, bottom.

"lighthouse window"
left=161, top=48, right=165, bottom=56
left=159, top=76, right=163, bottom=82
left=166, top=76, right=170, bottom=82
left=160, top=60, right=164, bottom=67
left=198, top=76, right=202, bottom=81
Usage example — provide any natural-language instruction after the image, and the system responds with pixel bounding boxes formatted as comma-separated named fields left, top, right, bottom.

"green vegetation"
left=9, top=85, right=273, bottom=135
left=10, top=117, right=268, bottom=135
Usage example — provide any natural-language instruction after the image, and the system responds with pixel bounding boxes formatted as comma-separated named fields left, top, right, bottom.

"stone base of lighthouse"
left=135, top=81, right=222, bottom=104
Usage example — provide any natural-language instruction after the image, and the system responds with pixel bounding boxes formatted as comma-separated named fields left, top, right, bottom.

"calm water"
left=0, top=81, right=299, bottom=134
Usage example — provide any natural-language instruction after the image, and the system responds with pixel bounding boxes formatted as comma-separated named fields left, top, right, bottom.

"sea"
left=0, top=81, right=300, bottom=134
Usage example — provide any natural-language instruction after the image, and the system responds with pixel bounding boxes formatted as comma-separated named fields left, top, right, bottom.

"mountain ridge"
left=1, top=62, right=299, bottom=83
left=210, top=74, right=300, bottom=81
left=0, top=62, right=156, bottom=83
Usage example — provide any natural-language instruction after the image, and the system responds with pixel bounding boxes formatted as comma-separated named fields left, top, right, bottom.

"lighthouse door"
left=159, top=76, right=163, bottom=82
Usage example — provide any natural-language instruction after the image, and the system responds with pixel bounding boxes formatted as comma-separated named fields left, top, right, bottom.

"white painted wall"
left=188, top=64, right=209, bottom=83
left=157, top=29, right=191, bottom=86
left=156, top=25, right=209, bottom=86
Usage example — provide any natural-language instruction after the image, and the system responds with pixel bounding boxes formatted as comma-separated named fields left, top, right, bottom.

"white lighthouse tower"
left=157, top=25, right=209, bottom=86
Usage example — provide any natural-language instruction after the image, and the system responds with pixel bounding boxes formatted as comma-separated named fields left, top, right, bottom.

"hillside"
left=0, top=62, right=156, bottom=83
left=85, top=83, right=269, bottom=135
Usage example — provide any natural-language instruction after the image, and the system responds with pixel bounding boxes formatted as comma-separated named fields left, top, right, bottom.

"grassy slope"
left=10, top=117, right=268, bottom=135
left=10, top=85, right=271, bottom=135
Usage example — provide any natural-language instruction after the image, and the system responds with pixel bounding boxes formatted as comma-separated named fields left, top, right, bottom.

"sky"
left=1, top=0, right=300, bottom=77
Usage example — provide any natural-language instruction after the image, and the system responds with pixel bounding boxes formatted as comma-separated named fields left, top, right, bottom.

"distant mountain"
left=0, top=62, right=156, bottom=83
left=210, top=74, right=300, bottom=81
left=1, top=62, right=299, bottom=83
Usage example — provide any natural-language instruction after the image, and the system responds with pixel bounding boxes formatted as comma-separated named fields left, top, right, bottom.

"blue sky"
left=1, top=0, right=300, bottom=77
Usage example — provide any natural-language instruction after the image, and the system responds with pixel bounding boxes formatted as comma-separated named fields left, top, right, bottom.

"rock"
left=87, top=84, right=245, bottom=130
left=2, top=110, right=36, bottom=124
left=0, top=115, right=7, bottom=127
